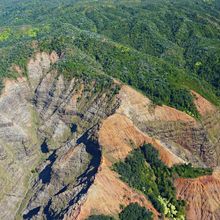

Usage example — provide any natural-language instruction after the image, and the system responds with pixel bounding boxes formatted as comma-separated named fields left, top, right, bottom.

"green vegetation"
left=0, top=28, right=11, bottom=41
left=0, top=0, right=219, bottom=115
left=24, top=27, right=39, bottom=37
left=0, top=0, right=218, bottom=217
left=87, top=203, right=153, bottom=220
left=114, top=143, right=213, bottom=218
left=114, top=144, right=185, bottom=219
left=172, top=163, right=212, bottom=178
left=0, top=0, right=220, bottom=116
left=114, top=149, right=162, bottom=211
left=119, top=203, right=153, bottom=220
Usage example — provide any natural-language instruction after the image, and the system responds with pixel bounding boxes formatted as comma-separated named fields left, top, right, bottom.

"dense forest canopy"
left=0, top=0, right=220, bottom=117
left=87, top=203, right=153, bottom=220
left=114, top=143, right=212, bottom=219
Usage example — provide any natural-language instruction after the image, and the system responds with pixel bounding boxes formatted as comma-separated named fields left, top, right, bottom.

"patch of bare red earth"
left=99, top=113, right=183, bottom=167
left=192, top=91, right=216, bottom=116
left=76, top=158, right=159, bottom=220
left=74, top=85, right=191, bottom=219
left=175, top=169, right=220, bottom=220
left=75, top=113, right=164, bottom=220
left=175, top=91, right=220, bottom=220
left=71, top=85, right=219, bottom=220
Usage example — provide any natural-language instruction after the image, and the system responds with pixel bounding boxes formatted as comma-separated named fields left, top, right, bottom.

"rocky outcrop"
left=0, top=78, right=38, bottom=220
left=117, top=85, right=220, bottom=168
left=99, top=113, right=184, bottom=167
left=0, top=51, right=120, bottom=220
left=80, top=85, right=220, bottom=220
left=73, top=159, right=159, bottom=220
left=1, top=52, right=220, bottom=220
left=21, top=56, right=120, bottom=219
left=0, top=52, right=60, bottom=220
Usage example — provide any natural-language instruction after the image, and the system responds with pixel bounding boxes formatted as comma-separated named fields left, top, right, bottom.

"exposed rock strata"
left=117, top=85, right=219, bottom=167
left=1, top=53, right=220, bottom=220
left=0, top=51, right=119, bottom=220
left=73, top=159, right=159, bottom=220
left=67, top=85, right=220, bottom=220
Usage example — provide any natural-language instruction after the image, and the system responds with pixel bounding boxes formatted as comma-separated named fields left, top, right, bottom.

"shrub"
left=119, top=203, right=153, bottom=220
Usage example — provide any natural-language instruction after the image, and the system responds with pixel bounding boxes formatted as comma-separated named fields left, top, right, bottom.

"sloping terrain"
left=175, top=169, right=220, bottom=220
left=0, top=51, right=220, bottom=220
left=0, top=51, right=120, bottom=219
left=192, top=91, right=216, bottom=116
left=77, top=84, right=220, bottom=220
left=0, top=0, right=220, bottom=220
left=70, top=159, right=159, bottom=220
left=117, top=85, right=219, bottom=168
left=99, top=113, right=184, bottom=167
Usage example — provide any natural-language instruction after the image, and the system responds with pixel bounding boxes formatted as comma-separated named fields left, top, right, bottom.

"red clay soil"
left=175, top=169, right=220, bottom=220
left=70, top=85, right=220, bottom=220
left=117, top=85, right=195, bottom=123
left=192, top=91, right=216, bottom=116
left=76, top=159, right=159, bottom=220
left=74, top=112, right=183, bottom=219
left=73, top=85, right=193, bottom=219
left=99, top=113, right=184, bottom=167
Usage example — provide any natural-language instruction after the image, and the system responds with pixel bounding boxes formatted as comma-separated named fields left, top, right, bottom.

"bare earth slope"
left=68, top=85, right=220, bottom=220
left=1, top=53, right=220, bottom=220
left=175, top=169, right=220, bottom=220
left=70, top=159, right=159, bottom=220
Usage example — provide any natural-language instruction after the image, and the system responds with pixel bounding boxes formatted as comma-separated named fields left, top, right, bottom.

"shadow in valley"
left=39, top=151, right=57, bottom=184
left=70, top=123, right=77, bottom=133
left=23, top=206, right=41, bottom=219
left=44, top=129, right=102, bottom=219
left=41, top=139, right=49, bottom=153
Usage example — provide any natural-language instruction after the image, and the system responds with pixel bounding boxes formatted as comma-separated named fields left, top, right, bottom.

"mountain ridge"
left=0, top=0, right=220, bottom=219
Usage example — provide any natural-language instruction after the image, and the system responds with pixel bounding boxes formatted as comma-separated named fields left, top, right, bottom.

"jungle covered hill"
left=0, top=0, right=220, bottom=118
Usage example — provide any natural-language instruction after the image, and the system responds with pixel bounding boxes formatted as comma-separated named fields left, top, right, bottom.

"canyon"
left=0, top=52, right=220, bottom=220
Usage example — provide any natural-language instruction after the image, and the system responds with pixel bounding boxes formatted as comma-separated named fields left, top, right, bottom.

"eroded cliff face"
left=175, top=169, right=220, bottom=220
left=74, top=85, right=220, bottom=220
left=0, top=51, right=120, bottom=220
left=23, top=55, right=120, bottom=219
left=1, top=52, right=220, bottom=220
left=0, top=52, right=56, bottom=219
left=116, top=85, right=220, bottom=168
left=73, top=159, right=159, bottom=220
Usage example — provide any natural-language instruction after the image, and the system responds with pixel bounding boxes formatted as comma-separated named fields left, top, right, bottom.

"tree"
left=119, top=203, right=153, bottom=220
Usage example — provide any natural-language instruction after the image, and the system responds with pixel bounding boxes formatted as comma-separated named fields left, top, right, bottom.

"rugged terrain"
left=0, top=51, right=120, bottom=219
left=0, top=51, right=220, bottom=220
left=0, top=0, right=220, bottom=219
left=175, top=169, right=220, bottom=220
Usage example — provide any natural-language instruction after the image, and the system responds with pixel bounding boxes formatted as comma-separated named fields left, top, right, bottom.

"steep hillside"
left=87, top=84, right=220, bottom=219
left=175, top=169, right=220, bottom=220
left=0, top=51, right=220, bottom=219
left=70, top=159, right=159, bottom=220
left=1, top=0, right=220, bottom=113
left=0, top=0, right=220, bottom=220
left=0, top=51, right=120, bottom=219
